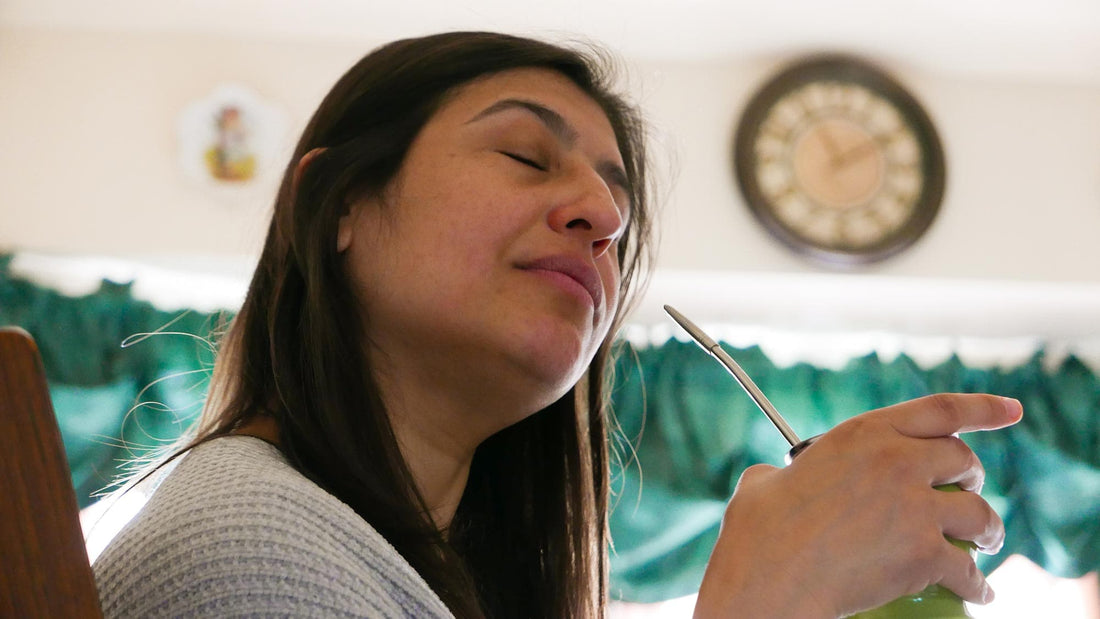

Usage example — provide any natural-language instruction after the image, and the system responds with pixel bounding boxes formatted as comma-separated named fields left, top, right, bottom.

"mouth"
left=518, top=255, right=603, bottom=310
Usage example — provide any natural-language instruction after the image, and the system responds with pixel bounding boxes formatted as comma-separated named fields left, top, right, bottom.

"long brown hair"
left=192, top=32, right=654, bottom=618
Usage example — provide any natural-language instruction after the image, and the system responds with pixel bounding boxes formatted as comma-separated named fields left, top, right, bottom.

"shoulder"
left=93, top=436, right=452, bottom=619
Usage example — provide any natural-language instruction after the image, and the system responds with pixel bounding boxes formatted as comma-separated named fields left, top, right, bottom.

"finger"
left=937, top=489, right=1006, bottom=554
left=881, top=393, right=1022, bottom=439
left=917, top=435, right=986, bottom=491
left=934, top=541, right=995, bottom=605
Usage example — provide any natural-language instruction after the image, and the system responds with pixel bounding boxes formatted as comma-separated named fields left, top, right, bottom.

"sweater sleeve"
left=92, top=437, right=453, bottom=619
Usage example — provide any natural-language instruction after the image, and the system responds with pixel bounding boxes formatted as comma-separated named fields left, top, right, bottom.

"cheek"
left=404, top=173, right=521, bottom=245
left=603, top=259, right=622, bottom=303
left=595, top=261, right=623, bottom=340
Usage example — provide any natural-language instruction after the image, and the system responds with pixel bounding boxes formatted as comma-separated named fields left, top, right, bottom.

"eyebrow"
left=467, top=98, right=632, bottom=198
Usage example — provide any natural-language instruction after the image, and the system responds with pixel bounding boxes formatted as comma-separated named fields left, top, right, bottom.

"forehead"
left=433, top=68, right=622, bottom=157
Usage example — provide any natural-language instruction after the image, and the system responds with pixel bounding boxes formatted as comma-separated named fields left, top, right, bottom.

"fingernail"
left=982, top=582, right=995, bottom=604
left=1002, top=397, right=1023, bottom=419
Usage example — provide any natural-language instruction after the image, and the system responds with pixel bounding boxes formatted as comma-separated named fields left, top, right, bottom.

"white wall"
left=3, top=27, right=1100, bottom=345
left=642, top=58, right=1100, bottom=283
left=0, top=28, right=355, bottom=258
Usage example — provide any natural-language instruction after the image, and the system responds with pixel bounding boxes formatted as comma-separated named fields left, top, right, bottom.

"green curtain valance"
left=2, top=255, right=1097, bottom=603
left=0, top=255, right=224, bottom=502
left=608, top=339, right=1100, bottom=601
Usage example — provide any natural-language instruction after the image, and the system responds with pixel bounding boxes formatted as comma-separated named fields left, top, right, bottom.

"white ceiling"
left=3, top=0, right=1098, bottom=84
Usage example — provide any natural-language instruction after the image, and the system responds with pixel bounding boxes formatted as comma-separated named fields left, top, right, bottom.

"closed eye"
left=500, top=151, right=547, bottom=171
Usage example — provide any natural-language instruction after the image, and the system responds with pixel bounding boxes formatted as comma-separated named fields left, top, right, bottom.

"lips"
left=518, top=255, right=603, bottom=309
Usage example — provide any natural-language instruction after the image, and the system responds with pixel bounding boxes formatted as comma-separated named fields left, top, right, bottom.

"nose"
left=546, top=165, right=627, bottom=258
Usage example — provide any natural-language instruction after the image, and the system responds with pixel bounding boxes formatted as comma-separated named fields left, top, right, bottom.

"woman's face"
left=339, top=68, right=630, bottom=426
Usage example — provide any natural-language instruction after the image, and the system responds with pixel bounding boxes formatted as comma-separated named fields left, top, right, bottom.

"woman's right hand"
left=692, top=393, right=1023, bottom=618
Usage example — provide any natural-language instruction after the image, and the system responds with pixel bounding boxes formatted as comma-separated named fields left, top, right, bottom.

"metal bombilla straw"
left=663, top=305, right=818, bottom=463
left=665, top=306, right=979, bottom=617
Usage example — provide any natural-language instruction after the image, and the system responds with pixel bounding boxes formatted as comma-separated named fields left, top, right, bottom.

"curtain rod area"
left=7, top=251, right=1100, bottom=371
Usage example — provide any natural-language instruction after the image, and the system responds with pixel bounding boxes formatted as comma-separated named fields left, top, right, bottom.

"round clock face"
left=733, top=55, right=946, bottom=266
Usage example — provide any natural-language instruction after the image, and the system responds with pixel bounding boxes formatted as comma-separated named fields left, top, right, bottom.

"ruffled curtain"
left=2, top=255, right=1097, bottom=603
left=608, top=339, right=1100, bottom=601
left=0, top=255, right=225, bottom=504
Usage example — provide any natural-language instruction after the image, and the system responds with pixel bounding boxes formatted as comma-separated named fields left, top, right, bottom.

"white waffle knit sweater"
left=92, top=436, right=454, bottom=618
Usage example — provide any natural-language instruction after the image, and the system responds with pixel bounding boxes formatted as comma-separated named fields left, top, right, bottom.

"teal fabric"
left=608, top=339, right=1100, bottom=602
left=2, top=254, right=1097, bottom=601
left=0, top=255, right=224, bottom=505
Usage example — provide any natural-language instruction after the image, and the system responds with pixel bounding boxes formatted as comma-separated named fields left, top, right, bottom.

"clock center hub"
left=794, top=118, right=884, bottom=211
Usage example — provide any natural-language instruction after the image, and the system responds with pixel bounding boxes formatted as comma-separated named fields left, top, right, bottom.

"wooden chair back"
left=0, top=327, right=103, bottom=617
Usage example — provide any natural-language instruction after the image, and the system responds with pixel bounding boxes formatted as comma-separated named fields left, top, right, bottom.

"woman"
left=92, top=31, right=1021, bottom=618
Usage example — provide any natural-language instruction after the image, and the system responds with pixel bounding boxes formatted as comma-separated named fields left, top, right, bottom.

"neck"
left=369, top=338, right=574, bottom=530
left=386, top=405, right=476, bottom=531
left=235, top=344, right=568, bottom=533
left=231, top=405, right=477, bottom=532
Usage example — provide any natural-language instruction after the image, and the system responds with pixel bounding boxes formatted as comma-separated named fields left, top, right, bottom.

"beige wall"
left=3, top=27, right=1100, bottom=342
left=0, top=28, right=361, bottom=258
left=641, top=58, right=1100, bottom=283
left=4, top=27, right=1099, bottom=279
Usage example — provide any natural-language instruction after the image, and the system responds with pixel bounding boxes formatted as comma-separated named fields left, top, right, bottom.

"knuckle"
left=836, top=412, right=874, bottom=437
left=942, top=556, right=984, bottom=603
left=966, top=559, right=983, bottom=584
left=838, top=415, right=902, bottom=459
left=924, top=393, right=964, bottom=424
left=907, top=532, right=943, bottom=570
left=956, top=491, right=999, bottom=541
left=980, top=502, right=1005, bottom=546
left=962, top=558, right=985, bottom=596
left=741, top=463, right=775, bottom=479
left=959, top=442, right=983, bottom=475
left=733, top=463, right=777, bottom=491
left=948, top=438, right=986, bottom=490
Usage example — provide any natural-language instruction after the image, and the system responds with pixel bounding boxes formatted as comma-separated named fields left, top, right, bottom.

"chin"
left=526, top=367, right=589, bottom=415
left=513, top=329, right=596, bottom=390
left=495, top=299, right=610, bottom=389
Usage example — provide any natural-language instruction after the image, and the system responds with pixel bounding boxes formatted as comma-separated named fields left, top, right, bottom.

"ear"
left=292, top=147, right=353, bottom=252
left=291, top=147, right=327, bottom=196
left=336, top=205, right=359, bottom=253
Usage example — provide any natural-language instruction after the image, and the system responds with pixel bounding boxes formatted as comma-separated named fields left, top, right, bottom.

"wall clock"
left=733, top=54, right=945, bottom=266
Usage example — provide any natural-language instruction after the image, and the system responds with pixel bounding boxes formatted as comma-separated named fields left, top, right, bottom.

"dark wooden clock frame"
left=733, top=54, right=947, bottom=267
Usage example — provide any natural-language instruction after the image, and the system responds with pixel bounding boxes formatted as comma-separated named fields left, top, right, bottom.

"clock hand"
left=818, top=125, right=844, bottom=162
left=833, top=139, right=878, bottom=169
